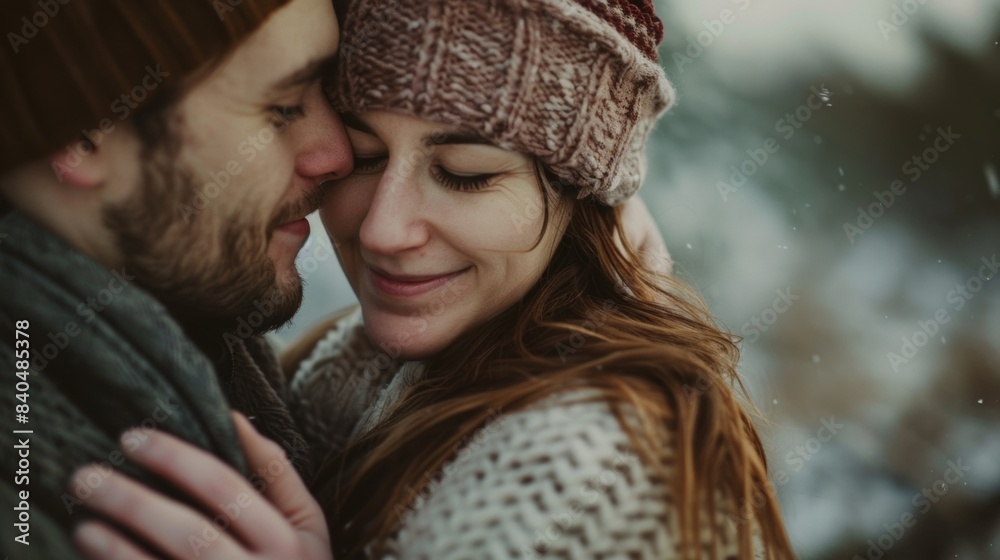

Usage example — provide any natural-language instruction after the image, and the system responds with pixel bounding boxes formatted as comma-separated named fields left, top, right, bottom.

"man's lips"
left=271, top=188, right=323, bottom=237
left=367, top=266, right=468, bottom=298
left=275, top=218, right=310, bottom=237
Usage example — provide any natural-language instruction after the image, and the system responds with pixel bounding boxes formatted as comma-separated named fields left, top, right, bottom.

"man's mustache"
left=268, top=187, right=326, bottom=231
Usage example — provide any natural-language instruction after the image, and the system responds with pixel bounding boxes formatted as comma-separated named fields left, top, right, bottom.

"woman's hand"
left=68, top=412, right=332, bottom=560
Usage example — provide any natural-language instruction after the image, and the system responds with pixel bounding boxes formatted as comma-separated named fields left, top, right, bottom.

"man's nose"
left=292, top=84, right=353, bottom=183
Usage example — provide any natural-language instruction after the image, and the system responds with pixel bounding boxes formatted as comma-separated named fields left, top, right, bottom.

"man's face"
left=105, top=0, right=351, bottom=332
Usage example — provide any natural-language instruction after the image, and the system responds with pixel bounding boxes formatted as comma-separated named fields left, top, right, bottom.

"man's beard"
left=103, top=134, right=317, bottom=337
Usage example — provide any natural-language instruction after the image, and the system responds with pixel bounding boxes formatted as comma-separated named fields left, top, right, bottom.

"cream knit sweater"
left=289, top=309, right=759, bottom=559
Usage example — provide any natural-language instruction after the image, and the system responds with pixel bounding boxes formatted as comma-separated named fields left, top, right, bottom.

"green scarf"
left=0, top=211, right=276, bottom=558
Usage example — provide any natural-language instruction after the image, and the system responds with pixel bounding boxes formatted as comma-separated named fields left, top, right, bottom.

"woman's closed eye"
left=353, top=154, right=388, bottom=173
left=351, top=155, right=497, bottom=192
left=432, top=165, right=496, bottom=191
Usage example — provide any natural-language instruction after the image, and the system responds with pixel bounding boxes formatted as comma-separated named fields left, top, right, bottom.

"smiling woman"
left=323, top=111, right=569, bottom=358
left=282, top=0, right=796, bottom=558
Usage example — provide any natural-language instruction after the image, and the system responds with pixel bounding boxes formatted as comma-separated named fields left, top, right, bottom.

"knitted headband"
left=0, top=0, right=289, bottom=177
left=332, top=0, right=676, bottom=206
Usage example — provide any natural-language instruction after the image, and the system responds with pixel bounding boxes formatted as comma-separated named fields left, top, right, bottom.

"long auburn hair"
left=312, top=164, right=795, bottom=559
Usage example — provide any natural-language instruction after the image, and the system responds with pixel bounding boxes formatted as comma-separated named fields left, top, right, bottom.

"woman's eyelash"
left=432, top=166, right=494, bottom=191
left=350, top=157, right=494, bottom=191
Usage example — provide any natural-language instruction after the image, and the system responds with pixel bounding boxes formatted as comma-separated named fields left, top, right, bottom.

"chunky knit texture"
left=577, top=0, right=664, bottom=61
left=289, top=310, right=761, bottom=559
left=332, top=0, right=676, bottom=206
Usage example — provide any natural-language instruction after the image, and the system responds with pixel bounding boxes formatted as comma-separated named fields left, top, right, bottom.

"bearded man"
left=0, top=1, right=352, bottom=557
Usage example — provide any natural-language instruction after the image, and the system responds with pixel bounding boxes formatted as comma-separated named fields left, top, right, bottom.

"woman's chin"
left=363, top=314, right=458, bottom=361
left=374, top=337, right=449, bottom=362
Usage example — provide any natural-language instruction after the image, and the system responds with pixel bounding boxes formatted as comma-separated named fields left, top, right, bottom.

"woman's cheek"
left=439, top=187, right=546, bottom=253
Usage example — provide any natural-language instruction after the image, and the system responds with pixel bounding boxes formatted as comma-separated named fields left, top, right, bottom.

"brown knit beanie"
left=332, top=0, right=675, bottom=205
left=0, top=0, right=289, bottom=177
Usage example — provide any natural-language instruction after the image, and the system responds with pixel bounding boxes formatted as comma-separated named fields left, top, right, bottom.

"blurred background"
left=278, top=1, right=1000, bottom=557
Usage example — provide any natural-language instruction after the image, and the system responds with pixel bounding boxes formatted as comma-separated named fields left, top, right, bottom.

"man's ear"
left=48, top=139, right=108, bottom=189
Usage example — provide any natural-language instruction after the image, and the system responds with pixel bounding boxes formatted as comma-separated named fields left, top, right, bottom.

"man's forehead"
left=220, top=0, right=339, bottom=93
left=267, top=54, right=339, bottom=97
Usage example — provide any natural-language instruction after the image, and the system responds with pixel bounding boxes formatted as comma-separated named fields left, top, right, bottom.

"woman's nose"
left=358, top=163, right=430, bottom=255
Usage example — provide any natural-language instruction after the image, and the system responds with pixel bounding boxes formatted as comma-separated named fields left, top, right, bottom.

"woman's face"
left=320, top=111, right=570, bottom=359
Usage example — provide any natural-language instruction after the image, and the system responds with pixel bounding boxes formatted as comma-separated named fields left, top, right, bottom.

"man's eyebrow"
left=269, top=53, right=338, bottom=95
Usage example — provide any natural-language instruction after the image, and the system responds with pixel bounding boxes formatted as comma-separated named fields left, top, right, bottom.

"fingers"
left=643, top=239, right=673, bottom=275
left=118, top=427, right=292, bottom=552
left=622, top=197, right=672, bottom=274
left=69, top=465, right=248, bottom=560
left=74, top=521, right=157, bottom=560
left=69, top=418, right=331, bottom=560
left=232, top=412, right=328, bottom=540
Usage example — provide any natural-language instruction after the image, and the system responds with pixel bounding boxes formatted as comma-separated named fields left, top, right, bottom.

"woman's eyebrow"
left=340, top=113, right=494, bottom=147
left=341, top=113, right=375, bottom=134
left=424, top=132, right=492, bottom=147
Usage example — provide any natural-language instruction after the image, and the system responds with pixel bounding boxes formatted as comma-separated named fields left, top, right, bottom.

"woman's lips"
left=276, top=218, right=310, bottom=237
left=367, top=266, right=468, bottom=298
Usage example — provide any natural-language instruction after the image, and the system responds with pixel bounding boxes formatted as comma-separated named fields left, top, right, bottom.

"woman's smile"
left=366, top=265, right=471, bottom=299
